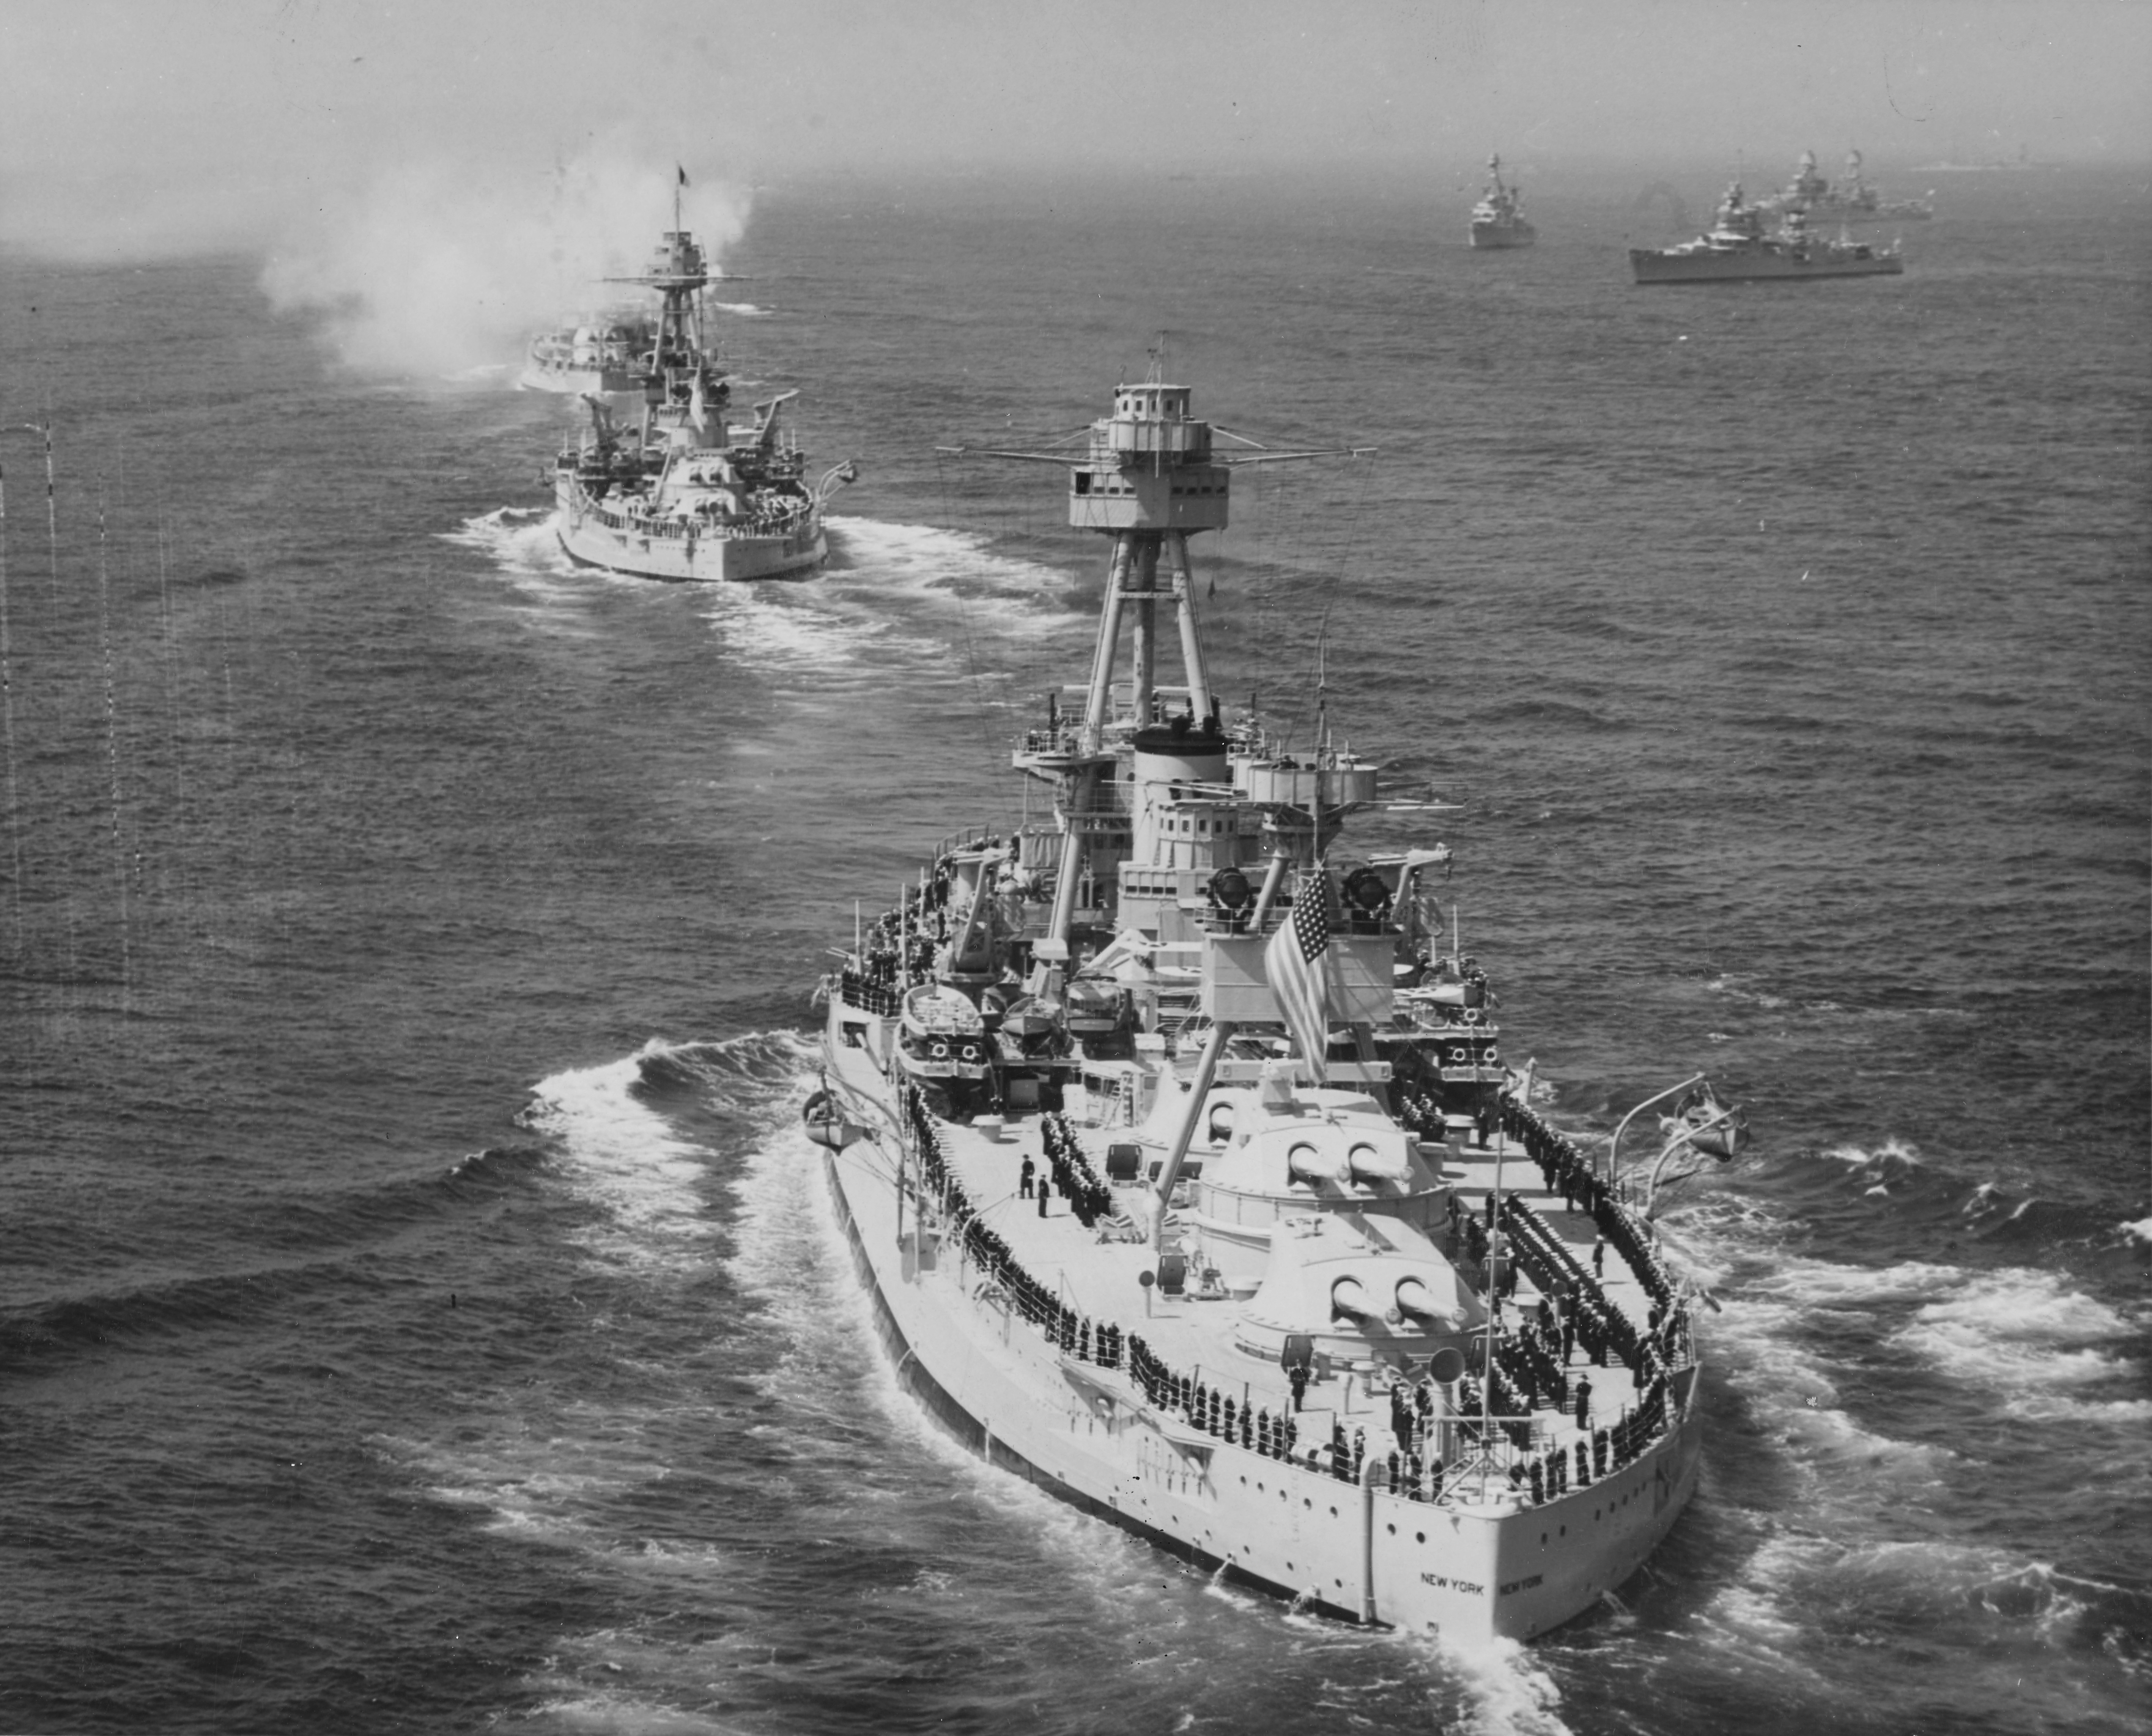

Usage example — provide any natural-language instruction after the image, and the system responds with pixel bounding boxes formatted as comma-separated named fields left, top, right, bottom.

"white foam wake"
left=1892, top=1267, right=2149, bottom=1421
left=516, top=1038, right=718, bottom=1273
left=441, top=506, right=581, bottom=589
left=822, top=515, right=1086, bottom=631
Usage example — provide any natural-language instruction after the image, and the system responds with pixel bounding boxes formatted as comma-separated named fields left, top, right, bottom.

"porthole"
left=1329, top=1507, right=1338, bottom=1518
left=1416, top=1532, right=1426, bottom=1544
left=1387, top=1524, right=1396, bottom=1536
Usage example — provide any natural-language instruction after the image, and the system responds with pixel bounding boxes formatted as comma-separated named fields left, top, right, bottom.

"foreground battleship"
left=1760, top=150, right=1934, bottom=223
left=807, top=375, right=1729, bottom=1640
left=1469, top=154, right=1536, bottom=250
left=551, top=210, right=855, bottom=581
left=1631, top=180, right=1903, bottom=285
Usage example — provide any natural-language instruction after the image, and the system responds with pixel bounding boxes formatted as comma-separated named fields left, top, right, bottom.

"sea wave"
left=516, top=1039, right=725, bottom=1271
left=822, top=515, right=1087, bottom=631
left=442, top=505, right=576, bottom=577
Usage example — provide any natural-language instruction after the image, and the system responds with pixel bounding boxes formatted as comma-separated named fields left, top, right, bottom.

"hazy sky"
left=3, top=0, right=2146, bottom=260
left=2, top=0, right=2144, bottom=375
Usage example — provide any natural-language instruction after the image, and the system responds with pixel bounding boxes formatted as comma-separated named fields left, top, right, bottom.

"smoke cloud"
left=260, top=140, right=750, bottom=378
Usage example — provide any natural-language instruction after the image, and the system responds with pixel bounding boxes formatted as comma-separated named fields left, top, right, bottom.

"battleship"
left=1631, top=181, right=1903, bottom=285
left=806, top=372, right=1738, bottom=1641
left=1469, top=154, right=1536, bottom=250
left=551, top=208, right=855, bottom=581
left=518, top=307, right=657, bottom=396
left=1759, top=150, right=1934, bottom=223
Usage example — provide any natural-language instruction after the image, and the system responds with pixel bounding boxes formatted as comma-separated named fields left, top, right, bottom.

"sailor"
left=1574, top=1374, right=1593, bottom=1430
left=1592, top=1234, right=1607, bottom=1277
left=1288, top=1360, right=1309, bottom=1413
left=1036, top=1177, right=1051, bottom=1217
left=1389, top=1383, right=1413, bottom=1453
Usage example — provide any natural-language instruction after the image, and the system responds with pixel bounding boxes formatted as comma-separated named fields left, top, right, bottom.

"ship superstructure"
left=1631, top=180, right=1905, bottom=285
left=518, top=305, right=657, bottom=396
left=809, top=373, right=1722, bottom=1641
left=551, top=206, right=855, bottom=581
left=1759, top=150, right=1935, bottom=223
left=1469, top=154, right=1536, bottom=250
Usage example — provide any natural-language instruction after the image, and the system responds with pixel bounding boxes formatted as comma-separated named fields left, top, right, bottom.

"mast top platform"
left=606, top=230, right=710, bottom=295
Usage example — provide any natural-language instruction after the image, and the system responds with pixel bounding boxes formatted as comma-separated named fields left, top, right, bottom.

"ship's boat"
left=1630, top=181, right=1905, bottom=285
left=811, top=371, right=1719, bottom=1642
left=549, top=205, right=856, bottom=581
left=518, top=307, right=658, bottom=395
left=1469, top=153, right=1536, bottom=250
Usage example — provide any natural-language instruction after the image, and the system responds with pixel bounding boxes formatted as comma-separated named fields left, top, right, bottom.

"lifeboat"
left=897, top=984, right=991, bottom=1081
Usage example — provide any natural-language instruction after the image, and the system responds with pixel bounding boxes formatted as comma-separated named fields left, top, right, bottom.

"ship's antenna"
left=1314, top=627, right=1330, bottom=761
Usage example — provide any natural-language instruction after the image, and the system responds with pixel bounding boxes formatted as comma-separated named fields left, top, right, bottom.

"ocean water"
left=2, top=165, right=2147, bottom=1734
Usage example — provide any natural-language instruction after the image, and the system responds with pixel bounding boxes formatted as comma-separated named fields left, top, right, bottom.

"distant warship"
left=550, top=196, right=855, bottom=582
left=1759, top=150, right=1934, bottom=223
left=1469, top=155, right=1536, bottom=250
left=1631, top=181, right=1903, bottom=285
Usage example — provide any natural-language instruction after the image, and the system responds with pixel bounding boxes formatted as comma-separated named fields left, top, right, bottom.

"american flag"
left=1266, top=875, right=1332, bottom=1081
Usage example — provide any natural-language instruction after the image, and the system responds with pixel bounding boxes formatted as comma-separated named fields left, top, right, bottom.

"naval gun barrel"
left=1346, top=1141, right=1409, bottom=1185
left=1289, top=1141, right=1350, bottom=1187
left=1330, top=1276, right=1374, bottom=1322
left=1394, top=1276, right=1454, bottom=1330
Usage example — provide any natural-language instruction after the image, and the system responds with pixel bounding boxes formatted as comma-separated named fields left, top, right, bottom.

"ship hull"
left=1630, top=246, right=1903, bottom=285
left=816, top=1009, right=1702, bottom=1643
left=1470, top=223, right=1536, bottom=250
left=517, top=362, right=642, bottom=396
left=554, top=476, right=828, bottom=582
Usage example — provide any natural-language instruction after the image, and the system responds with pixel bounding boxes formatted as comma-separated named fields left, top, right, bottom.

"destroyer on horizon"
left=806, top=374, right=1735, bottom=1641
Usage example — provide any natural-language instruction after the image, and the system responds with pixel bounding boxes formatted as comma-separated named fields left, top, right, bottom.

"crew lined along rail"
left=896, top=1083, right=1683, bottom=1509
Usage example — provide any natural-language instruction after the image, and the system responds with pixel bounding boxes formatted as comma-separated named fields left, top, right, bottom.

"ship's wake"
left=823, top=515, right=1089, bottom=633
left=1647, top=1184, right=2151, bottom=1716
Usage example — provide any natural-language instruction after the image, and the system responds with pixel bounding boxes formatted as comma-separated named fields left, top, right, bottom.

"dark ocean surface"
left=2, top=165, right=2148, bottom=1734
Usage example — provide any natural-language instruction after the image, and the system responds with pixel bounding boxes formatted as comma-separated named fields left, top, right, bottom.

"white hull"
left=518, top=361, right=641, bottom=396
left=554, top=477, right=828, bottom=582
left=1469, top=222, right=1537, bottom=250
left=818, top=1003, right=1703, bottom=1643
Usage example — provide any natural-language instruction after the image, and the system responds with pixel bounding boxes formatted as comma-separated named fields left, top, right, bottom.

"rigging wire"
left=0, top=447, right=23, bottom=961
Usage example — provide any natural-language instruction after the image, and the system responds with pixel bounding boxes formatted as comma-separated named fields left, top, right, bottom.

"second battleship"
left=551, top=206, right=855, bottom=581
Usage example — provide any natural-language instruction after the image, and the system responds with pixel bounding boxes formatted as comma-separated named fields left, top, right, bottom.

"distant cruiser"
left=1469, top=155, right=1536, bottom=250
left=1630, top=181, right=1903, bottom=285
left=1759, top=150, right=1934, bottom=224
left=550, top=204, right=856, bottom=581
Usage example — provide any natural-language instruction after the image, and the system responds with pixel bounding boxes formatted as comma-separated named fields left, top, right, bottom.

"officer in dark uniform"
left=1019, top=1155, right=1035, bottom=1198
